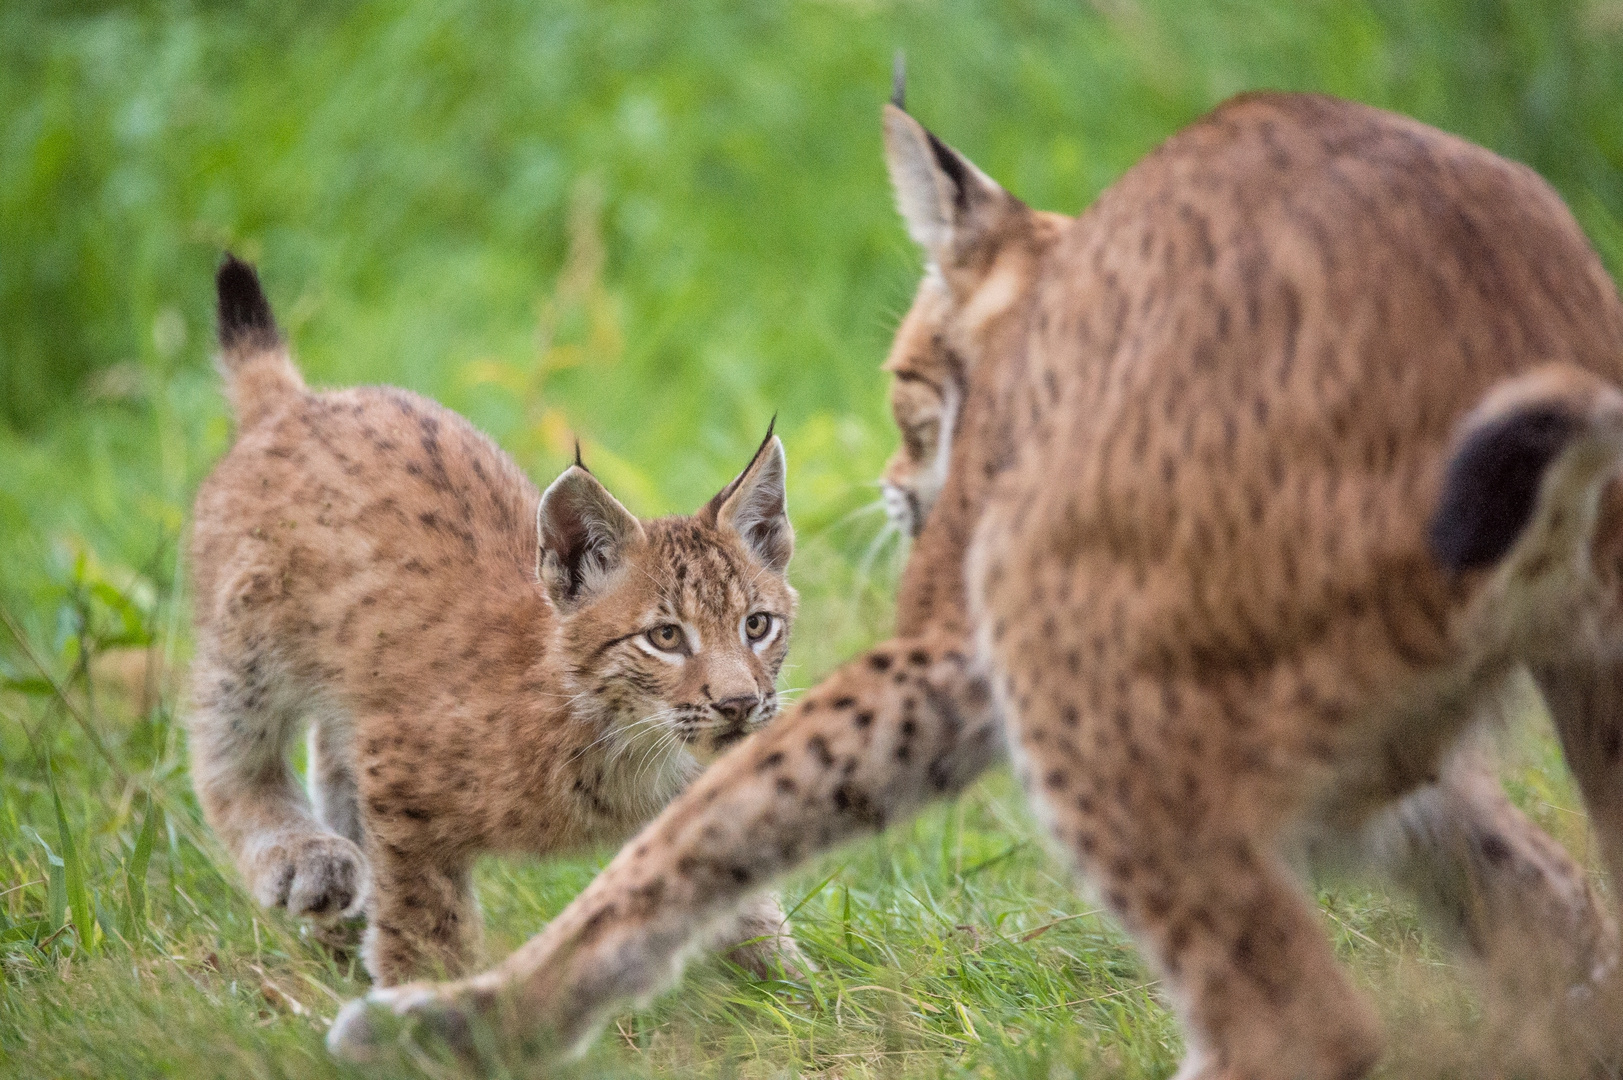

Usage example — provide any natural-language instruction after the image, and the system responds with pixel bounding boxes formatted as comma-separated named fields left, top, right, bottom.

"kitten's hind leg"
left=188, top=647, right=367, bottom=921
left=309, top=714, right=365, bottom=848
left=304, top=714, right=369, bottom=953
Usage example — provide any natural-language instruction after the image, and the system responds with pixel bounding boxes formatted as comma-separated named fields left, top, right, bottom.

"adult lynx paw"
left=723, top=926, right=812, bottom=981
left=326, top=983, right=476, bottom=1063
left=248, top=831, right=368, bottom=919
left=712, top=893, right=813, bottom=981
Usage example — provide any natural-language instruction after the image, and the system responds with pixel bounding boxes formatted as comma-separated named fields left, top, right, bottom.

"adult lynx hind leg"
left=1431, top=362, right=1623, bottom=889
left=1360, top=746, right=1618, bottom=1071
left=327, top=633, right=1002, bottom=1060
left=1431, top=362, right=1623, bottom=1059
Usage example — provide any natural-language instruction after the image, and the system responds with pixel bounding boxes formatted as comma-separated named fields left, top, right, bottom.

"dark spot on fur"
left=1479, top=833, right=1511, bottom=864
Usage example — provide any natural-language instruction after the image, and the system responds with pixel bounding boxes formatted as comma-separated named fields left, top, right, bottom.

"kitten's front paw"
left=250, top=831, right=368, bottom=919
left=326, top=984, right=473, bottom=1063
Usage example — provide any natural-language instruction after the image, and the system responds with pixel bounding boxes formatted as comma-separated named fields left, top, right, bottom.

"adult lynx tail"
left=1429, top=362, right=1623, bottom=576
left=215, top=254, right=304, bottom=429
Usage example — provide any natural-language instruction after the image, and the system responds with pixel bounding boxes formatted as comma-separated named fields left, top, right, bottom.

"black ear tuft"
left=216, top=254, right=281, bottom=351
left=891, top=49, right=906, bottom=111
left=924, top=130, right=971, bottom=213
left=1429, top=406, right=1583, bottom=572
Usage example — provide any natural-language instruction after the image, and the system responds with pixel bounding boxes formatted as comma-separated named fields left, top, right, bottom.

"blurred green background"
left=2, top=1, right=1621, bottom=1077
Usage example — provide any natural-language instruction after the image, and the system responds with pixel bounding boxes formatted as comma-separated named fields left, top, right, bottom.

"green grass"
left=3, top=1, right=1622, bottom=1076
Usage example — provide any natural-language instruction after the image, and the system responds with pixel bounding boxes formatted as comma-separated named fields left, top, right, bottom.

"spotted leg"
left=1527, top=659, right=1623, bottom=1063
left=1534, top=660, right=1623, bottom=902
left=1000, top=656, right=1385, bottom=1080
left=327, top=634, right=1000, bottom=1060
left=1359, top=748, right=1619, bottom=1072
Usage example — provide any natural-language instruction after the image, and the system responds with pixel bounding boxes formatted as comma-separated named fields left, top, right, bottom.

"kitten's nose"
left=712, top=696, right=759, bottom=724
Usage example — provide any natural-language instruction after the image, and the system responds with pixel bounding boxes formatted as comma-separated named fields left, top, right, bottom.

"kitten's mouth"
left=679, top=704, right=776, bottom=761
left=709, top=722, right=750, bottom=751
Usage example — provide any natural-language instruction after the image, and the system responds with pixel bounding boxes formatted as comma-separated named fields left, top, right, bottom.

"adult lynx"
left=189, top=257, right=804, bottom=984
left=334, top=93, right=1623, bottom=1077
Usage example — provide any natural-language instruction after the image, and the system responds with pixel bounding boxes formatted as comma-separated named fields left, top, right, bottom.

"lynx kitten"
left=188, top=256, right=804, bottom=984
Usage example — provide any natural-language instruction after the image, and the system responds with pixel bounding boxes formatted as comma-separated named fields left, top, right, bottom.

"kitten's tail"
left=215, top=254, right=305, bottom=430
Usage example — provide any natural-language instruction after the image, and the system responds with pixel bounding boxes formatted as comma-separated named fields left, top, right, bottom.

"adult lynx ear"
left=883, top=102, right=1013, bottom=264
left=537, top=464, right=645, bottom=609
left=704, top=423, right=792, bottom=573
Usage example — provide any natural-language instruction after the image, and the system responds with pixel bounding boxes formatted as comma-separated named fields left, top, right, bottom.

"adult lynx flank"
left=188, top=256, right=804, bottom=985
left=334, top=93, right=1623, bottom=1077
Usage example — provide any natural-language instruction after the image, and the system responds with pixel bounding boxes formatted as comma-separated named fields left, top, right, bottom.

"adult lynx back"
left=333, top=93, right=1623, bottom=1078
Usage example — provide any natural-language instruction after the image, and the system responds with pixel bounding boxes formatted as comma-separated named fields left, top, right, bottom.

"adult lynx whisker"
left=856, top=518, right=902, bottom=591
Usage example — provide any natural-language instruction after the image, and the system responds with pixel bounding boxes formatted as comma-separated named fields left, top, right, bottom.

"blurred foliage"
left=3, top=0, right=1622, bottom=607
left=2, top=1, right=1622, bottom=1076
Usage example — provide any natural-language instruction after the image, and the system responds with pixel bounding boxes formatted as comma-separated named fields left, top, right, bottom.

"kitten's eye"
left=744, top=613, right=773, bottom=643
left=647, top=624, right=685, bottom=652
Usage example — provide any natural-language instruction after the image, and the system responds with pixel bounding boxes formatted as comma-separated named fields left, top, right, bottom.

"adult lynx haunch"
left=189, top=257, right=804, bottom=985
left=334, top=94, right=1623, bottom=1077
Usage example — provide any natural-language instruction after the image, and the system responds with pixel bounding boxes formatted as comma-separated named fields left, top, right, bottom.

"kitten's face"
left=537, top=433, right=796, bottom=768
left=557, top=517, right=796, bottom=763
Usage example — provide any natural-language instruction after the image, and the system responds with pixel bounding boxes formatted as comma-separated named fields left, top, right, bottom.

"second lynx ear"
left=705, top=429, right=792, bottom=573
left=537, top=465, right=646, bottom=608
left=882, top=103, right=1011, bottom=264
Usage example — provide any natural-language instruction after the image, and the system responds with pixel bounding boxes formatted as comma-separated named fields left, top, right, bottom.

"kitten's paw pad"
left=326, top=984, right=473, bottom=1063
left=251, top=832, right=368, bottom=919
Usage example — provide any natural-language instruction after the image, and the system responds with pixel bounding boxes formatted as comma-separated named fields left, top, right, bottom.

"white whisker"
left=857, top=518, right=901, bottom=589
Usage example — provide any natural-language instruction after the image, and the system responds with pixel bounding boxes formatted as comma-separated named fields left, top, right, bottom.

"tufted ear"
left=705, top=424, right=792, bottom=573
left=883, top=103, right=1014, bottom=265
left=537, top=464, right=645, bottom=609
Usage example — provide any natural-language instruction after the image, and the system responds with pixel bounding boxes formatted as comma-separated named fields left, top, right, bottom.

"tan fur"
left=332, top=94, right=1623, bottom=1077
left=189, top=262, right=804, bottom=985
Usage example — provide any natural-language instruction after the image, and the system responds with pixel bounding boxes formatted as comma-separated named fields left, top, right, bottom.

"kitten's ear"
left=883, top=103, right=1016, bottom=265
left=537, top=465, right=645, bottom=608
left=704, top=424, right=792, bottom=573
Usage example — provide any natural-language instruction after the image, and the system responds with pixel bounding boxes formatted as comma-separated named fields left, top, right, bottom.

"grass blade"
left=21, top=826, right=67, bottom=931
left=45, top=750, right=97, bottom=954
left=122, top=797, right=159, bottom=941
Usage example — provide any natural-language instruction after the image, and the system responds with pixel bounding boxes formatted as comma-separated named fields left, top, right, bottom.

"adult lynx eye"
left=647, top=624, right=684, bottom=651
left=744, top=613, right=773, bottom=642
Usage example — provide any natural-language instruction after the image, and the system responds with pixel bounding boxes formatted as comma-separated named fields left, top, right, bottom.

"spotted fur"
left=189, top=256, right=804, bottom=985
left=332, top=94, right=1623, bottom=1077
